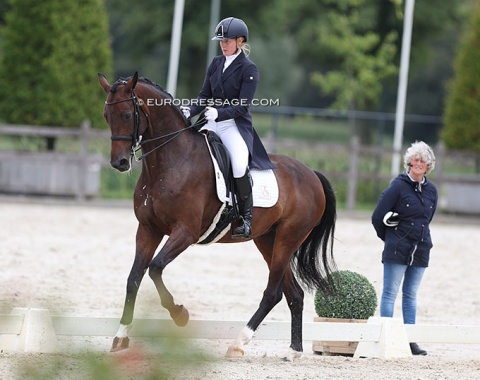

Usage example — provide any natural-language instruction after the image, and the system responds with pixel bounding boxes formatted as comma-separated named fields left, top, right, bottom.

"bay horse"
left=98, top=72, right=337, bottom=360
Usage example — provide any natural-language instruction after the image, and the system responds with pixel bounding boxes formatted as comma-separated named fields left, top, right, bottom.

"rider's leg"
left=233, top=168, right=253, bottom=238
left=216, top=120, right=252, bottom=238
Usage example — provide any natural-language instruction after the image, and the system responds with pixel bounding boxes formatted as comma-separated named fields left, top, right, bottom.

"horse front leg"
left=148, top=230, right=196, bottom=327
left=111, top=227, right=162, bottom=352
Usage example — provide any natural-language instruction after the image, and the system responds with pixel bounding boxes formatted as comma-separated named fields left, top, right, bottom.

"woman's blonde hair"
left=237, top=37, right=250, bottom=57
left=403, top=141, right=436, bottom=175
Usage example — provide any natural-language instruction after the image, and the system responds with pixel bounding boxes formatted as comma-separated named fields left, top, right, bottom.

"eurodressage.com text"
left=145, top=98, right=280, bottom=107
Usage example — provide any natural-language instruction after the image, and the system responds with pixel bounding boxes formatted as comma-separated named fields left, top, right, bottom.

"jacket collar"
left=400, top=172, right=429, bottom=193
left=222, top=50, right=246, bottom=80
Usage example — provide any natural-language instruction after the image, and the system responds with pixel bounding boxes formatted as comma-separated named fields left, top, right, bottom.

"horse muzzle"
left=110, top=156, right=132, bottom=172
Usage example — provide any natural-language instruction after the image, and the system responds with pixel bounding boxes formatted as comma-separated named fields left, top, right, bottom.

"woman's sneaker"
left=410, top=343, right=427, bottom=355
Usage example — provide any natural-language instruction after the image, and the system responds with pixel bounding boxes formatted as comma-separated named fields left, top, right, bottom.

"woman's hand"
left=180, top=106, right=190, bottom=119
left=205, top=107, right=218, bottom=121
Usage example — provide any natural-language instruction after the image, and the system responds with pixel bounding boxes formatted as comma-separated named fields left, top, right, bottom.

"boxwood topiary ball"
left=314, top=270, right=377, bottom=320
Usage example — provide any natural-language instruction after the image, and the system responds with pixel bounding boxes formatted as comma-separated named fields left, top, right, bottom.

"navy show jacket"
left=190, top=51, right=275, bottom=170
left=371, top=172, right=438, bottom=267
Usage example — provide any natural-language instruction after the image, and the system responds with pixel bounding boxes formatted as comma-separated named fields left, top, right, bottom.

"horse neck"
left=139, top=90, right=200, bottom=169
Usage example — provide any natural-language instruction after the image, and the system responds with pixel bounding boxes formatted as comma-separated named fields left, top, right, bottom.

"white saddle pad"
left=205, top=135, right=279, bottom=207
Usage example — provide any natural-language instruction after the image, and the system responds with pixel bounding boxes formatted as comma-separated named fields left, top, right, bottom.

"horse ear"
left=98, top=73, right=111, bottom=93
left=125, top=71, right=139, bottom=93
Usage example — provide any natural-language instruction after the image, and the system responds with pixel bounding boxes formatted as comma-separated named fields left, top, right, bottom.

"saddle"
left=206, top=131, right=235, bottom=200
left=199, top=131, right=237, bottom=244
left=188, top=113, right=278, bottom=245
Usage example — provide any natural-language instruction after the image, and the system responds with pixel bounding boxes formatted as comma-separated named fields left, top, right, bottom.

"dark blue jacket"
left=190, top=52, right=275, bottom=170
left=372, top=172, right=438, bottom=267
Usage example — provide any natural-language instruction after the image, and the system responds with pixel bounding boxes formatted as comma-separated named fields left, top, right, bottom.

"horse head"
left=98, top=71, right=151, bottom=172
left=99, top=72, right=191, bottom=173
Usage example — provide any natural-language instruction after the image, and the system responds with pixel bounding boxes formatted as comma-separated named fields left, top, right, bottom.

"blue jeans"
left=380, top=263, right=426, bottom=324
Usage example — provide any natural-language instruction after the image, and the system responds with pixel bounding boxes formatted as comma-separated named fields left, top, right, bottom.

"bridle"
left=105, top=91, right=143, bottom=152
left=104, top=84, right=195, bottom=161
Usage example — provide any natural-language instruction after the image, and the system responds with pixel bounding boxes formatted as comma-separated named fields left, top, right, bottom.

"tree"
left=0, top=0, right=112, bottom=132
left=104, top=0, right=210, bottom=97
left=309, top=1, right=397, bottom=111
left=442, top=0, right=480, bottom=155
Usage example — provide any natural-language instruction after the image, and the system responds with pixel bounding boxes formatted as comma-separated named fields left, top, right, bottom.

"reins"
left=105, top=85, right=203, bottom=162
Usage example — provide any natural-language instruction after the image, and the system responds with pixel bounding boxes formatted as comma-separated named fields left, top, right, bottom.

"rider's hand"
left=180, top=106, right=190, bottom=119
left=205, top=107, right=218, bottom=121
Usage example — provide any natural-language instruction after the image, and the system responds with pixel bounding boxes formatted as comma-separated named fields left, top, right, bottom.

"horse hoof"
left=111, top=336, right=130, bottom=352
left=225, top=346, right=245, bottom=358
left=282, top=348, right=302, bottom=362
left=171, top=305, right=189, bottom=327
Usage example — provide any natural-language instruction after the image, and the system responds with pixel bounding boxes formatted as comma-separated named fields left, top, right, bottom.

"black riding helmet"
left=212, top=17, right=249, bottom=42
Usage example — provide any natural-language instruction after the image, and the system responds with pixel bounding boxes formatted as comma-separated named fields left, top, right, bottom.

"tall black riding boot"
left=233, top=169, right=253, bottom=239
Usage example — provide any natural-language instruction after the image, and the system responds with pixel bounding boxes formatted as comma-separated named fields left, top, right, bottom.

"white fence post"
left=0, top=308, right=57, bottom=353
left=354, top=317, right=411, bottom=358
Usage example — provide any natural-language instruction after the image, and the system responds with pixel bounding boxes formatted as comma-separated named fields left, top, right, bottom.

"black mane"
left=110, top=76, right=174, bottom=101
left=138, top=77, right=174, bottom=100
left=110, top=75, right=192, bottom=128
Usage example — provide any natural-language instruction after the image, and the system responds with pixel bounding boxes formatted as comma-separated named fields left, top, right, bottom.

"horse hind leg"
left=225, top=279, right=284, bottom=358
left=226, top=233, right=290, bottom=358
left=226, top=269, right=305, bottom=361
left=225, top=262, right=306, bottom=362
left=281, top=267, right=305, bottom=361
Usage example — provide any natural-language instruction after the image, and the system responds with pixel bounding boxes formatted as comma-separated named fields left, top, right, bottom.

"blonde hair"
left=403, top=141, right=436, bottom=175
left=241, top=43, right=251, bottom=57
left=237, top=37, right=250, bottom=57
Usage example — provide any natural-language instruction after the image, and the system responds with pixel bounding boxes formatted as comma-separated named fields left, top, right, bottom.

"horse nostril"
left=111, top=158, right=131, bottom=172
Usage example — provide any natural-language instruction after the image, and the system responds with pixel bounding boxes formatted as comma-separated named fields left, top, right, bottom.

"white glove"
left=180, top=106, right=190, bottom=119
left=205, top=106, right=218, bottom=121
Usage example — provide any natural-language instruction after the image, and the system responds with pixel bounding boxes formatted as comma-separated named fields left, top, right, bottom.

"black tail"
left=291, top=171, right=337, bottom=293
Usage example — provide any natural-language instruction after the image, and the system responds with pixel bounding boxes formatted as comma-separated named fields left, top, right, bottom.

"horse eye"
left=123, top=112, right=132, bottom=121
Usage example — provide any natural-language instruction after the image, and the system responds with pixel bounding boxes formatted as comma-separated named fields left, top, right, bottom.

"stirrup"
left=231, top=217, right=251, bottom=239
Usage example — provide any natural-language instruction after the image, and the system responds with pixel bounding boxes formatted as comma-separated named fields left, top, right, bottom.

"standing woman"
left=182, top=17, right=275, bottom=239
left=371, top=141, right=438, bottom=356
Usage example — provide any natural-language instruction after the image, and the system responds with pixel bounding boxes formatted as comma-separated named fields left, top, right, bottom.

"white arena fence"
left=1, top=308, right=479, bottom=359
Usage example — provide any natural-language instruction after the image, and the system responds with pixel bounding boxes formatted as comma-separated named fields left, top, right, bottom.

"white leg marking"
left=235, top=326, right=254, bottom=347
left=226, top=326, right=254, bottom=356
left=115, top=323, right=132, bottom=338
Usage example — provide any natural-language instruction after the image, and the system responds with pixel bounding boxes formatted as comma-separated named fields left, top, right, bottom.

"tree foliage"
left=269, top=0, right=463, bottom=111
left=442, top=0, right=480, bottom=153
left=102, top=0, right=466, bottom=118
left=309, top=1, right=398, bottom=110
left=0, top=0, right=112, bottom=128
left=0, top=0, right=471, bottom=136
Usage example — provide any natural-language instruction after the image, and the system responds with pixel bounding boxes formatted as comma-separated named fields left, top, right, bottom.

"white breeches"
left=202, top=119, right=249, bottom=178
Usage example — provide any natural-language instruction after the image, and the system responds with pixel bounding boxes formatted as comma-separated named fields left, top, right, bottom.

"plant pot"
left=312, top=317, right=367, bottom=356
